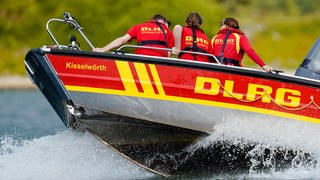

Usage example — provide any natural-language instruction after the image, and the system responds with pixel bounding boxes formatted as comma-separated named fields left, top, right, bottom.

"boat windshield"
left=295, top=37, right=320, bottom=80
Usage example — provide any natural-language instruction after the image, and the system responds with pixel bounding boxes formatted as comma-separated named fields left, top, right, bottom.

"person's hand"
left=171, top=47, right=180, bottom=55
left=92, top=48, right=105, bottom=52
left=262, top=65, right=273, bottom=72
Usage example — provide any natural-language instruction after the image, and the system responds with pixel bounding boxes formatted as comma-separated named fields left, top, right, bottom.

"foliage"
left=0, top=0, right=320, bottom=74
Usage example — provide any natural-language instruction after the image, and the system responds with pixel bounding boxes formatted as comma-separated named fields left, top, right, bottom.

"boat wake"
left=1, top=114, right=320, bottom=179
left=128, top=113, right=320, bottom=177
left=0, top=130, right=154, bottom=180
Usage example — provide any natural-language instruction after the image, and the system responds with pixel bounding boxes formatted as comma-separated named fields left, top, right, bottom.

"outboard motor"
left=295, top=37, right=320, bottom=80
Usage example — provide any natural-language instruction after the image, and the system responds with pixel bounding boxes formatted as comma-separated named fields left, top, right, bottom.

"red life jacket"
left=127, top=20, right=174, bottom=57
left=179, top=27, right=211, bottom=62
left=211, top=28, right=265, bottom=67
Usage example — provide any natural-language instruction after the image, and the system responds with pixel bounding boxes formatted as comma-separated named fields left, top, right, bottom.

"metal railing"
left=46, top=12, right=94, bottom=49
left=116, top=45, right=221, bottom=64
left=45, top=12, right=219, bottom=64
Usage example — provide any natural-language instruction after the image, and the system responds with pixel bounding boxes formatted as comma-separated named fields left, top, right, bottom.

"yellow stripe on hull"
left=66, top=85, right=320, bottom=125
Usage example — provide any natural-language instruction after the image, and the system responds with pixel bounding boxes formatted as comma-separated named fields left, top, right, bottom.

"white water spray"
left=0, top=130, right=154, bottom=180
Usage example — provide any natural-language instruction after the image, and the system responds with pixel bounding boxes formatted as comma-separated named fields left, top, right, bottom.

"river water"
left=1, top=90, right=320, bottom=179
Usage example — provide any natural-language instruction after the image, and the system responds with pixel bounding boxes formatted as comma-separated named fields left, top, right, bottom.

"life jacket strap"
left=155, top=21, right=168, bottom=48
left=192, top=27, right=197, bottom=60
left=178, top=46, right=210, bottom=60
left=218, top=57, right=240, bottom=66
left=219, top=29, right=231, bottom=63
left=137, top=40, right=167, bottom=46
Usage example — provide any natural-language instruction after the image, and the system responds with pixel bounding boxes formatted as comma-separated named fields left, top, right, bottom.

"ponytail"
left=185, top=12, right=203, bottom=29
left=222, top=17, right=240, bottom=29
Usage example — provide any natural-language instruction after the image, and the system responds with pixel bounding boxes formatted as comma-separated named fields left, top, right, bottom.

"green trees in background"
left=0, top=0, right=319, bottom=74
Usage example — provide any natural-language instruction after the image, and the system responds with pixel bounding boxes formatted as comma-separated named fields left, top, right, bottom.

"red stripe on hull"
left=48, top=54, right=125, bottom=90
left=145, top=64, right=159, bottom=95
left=128, top=62, right=144, bottom=93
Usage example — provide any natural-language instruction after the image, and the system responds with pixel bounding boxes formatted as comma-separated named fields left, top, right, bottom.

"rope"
left=218, top=81, right=265, bottom=103
left=311, top=96, right=320, bottom=109
left=264, top=93, right=313, bottom=111
left=217, top=80, right=320, bottom=111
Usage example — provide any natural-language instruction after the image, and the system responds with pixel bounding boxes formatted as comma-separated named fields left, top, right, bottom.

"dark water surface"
left=0, top=90, right=65, bottom=139
left=1, top=90, right=320, bottom=179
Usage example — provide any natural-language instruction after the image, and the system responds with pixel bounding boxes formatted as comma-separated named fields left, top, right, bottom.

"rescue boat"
left=24, top=13, right=320, bottom=176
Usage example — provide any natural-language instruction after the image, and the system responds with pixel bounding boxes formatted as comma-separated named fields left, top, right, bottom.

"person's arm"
left=240, top=36, right=273, bottom=72
left=172, top=25, right=183, bottom=55
left=93, top=34, right=131, bottom=52
left=165, top=29, right=175, bottom=57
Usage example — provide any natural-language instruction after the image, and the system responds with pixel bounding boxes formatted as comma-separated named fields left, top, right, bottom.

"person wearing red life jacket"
left=93, top=14, right=174, bottom=57
left=172, top=12, right=212, bottom=62
left=211, top=17, right=273, bottom=72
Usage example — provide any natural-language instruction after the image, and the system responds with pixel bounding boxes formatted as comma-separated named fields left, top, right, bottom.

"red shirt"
left=127, top=20, right=174, bottom=57
left=211, top=28, right=265, bottom=67
left=179, top=27, right=211, bottom=62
